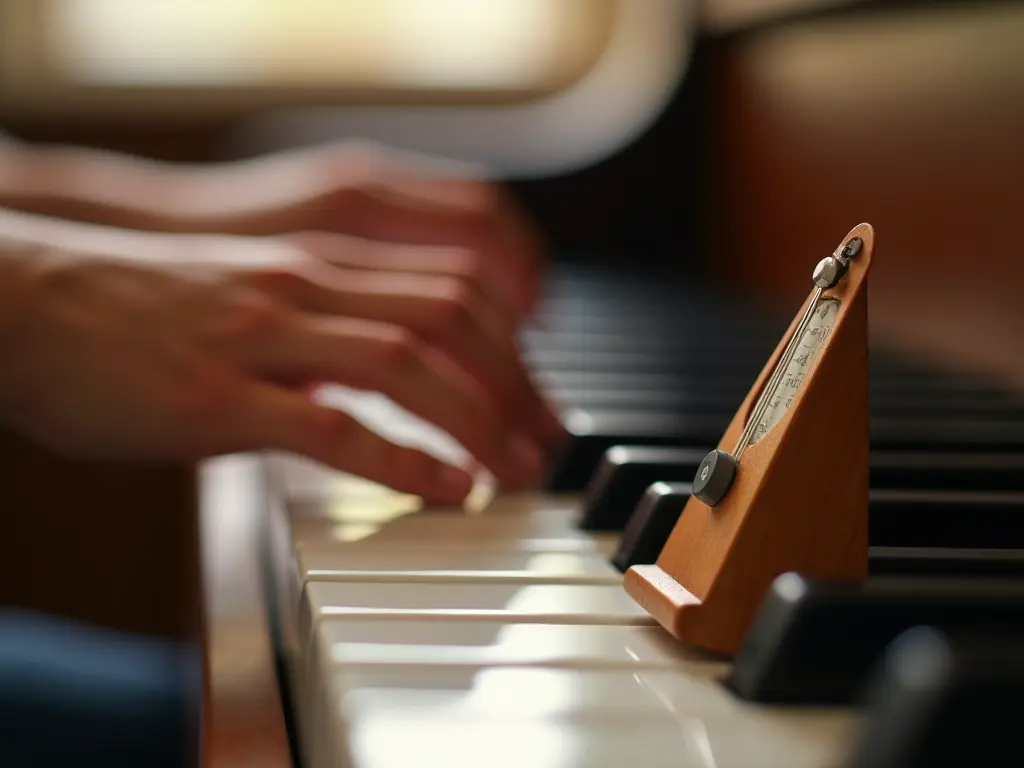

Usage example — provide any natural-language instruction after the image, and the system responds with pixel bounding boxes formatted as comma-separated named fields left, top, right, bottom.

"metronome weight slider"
left=692, top=237, right=862, bottom=507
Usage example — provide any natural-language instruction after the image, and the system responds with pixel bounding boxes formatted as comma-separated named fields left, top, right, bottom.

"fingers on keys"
left=300, top=266, right=564, bottom=447
left=245, top=313, right=546, bottom=489
left=237, top=381, right=476, bottom=505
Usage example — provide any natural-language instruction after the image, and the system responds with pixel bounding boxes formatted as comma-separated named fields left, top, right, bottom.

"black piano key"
left=543, top=411, right=726, bottom=491
left=868, top=546, right=1024, bottom=577
left=520, top=329, right=776, bottom=356
left=545, top=408, right=1024, bottom=491
left=591, top=449, right=1024, bottom=536
left=869, top=418, right=1024, bottom=452
left=529, top=305, right=749, bottom=333
left=610, top=487, right=1024, bottom=572
left=611, top=482, right=692, bottom=572
left=549, top=387, right=1024, bottom=420
left=526, top=347, right=768, bottom=374
left=548, top=388, right=743, bottom=414
left=844, top=628, right=1024, bottom=768
left=578, top=447, right=705, bottom=531
left=565, top=405, right=1024, bottom=448
left=538, top=372, right=750, bottom=398
left=869, top=452, right=1024, bottom=491
left=726, top=573, right=1024, bottom=705
left=869, top=490, right=1024, bottom=548
left=538, top=369, right=1010, bottom=397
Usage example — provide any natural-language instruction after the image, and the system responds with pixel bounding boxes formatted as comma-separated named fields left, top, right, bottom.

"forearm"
left=0, top=140, right=204, bottom=231
left=0, top=207, right=165, bottom=426
left=0, top=139, right=330, bottom=237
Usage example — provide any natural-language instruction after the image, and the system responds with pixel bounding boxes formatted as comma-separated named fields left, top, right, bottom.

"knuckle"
left=431, top=280, right=476, bottom=334
left=207, top=290, right=291, bottom=348
left=453, top=183, right=505, bottom=236
left=443, top=247, right=488, bottom=285
left=166, top=361, right=239, bottom=425
left=460, top=179, right=503, bottom=216
left=244, top=261, right=316, bottom=302
left=374, top=326, right=423, bottom=372
left=443, top=274, right=483, bottom=309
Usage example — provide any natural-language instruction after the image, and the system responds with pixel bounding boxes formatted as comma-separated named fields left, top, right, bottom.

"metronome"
left=624, top=223, right=874, bottom=655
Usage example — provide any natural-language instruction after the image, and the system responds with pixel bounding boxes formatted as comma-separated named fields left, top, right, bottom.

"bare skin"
left=0, top=206, right=563, bottom=506
left=0, top=140, right=545, bottom=315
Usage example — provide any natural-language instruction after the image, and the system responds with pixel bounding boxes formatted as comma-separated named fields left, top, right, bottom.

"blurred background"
left=1, top=0, right=1021, bottom=386
left=1, top=3, right=1023, bottom=762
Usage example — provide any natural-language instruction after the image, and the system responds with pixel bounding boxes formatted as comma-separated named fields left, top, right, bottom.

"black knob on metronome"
left=692, top=449, right=737, bottom=507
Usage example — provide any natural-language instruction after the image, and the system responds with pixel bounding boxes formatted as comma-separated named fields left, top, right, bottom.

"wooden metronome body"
left=624, top=223, right=874, bottom=655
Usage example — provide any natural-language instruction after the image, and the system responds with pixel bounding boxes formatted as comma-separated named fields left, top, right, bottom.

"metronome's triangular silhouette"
left=624, top=223, right=874, bottom=655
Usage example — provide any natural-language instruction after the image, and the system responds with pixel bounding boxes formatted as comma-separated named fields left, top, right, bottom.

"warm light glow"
left=351, top=718, right=575, bottom=768
left=51, top=0, right=564, bottom=88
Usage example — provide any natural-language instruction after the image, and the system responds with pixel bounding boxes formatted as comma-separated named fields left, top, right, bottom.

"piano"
left=204, top=251, right=1020, bottom=768
left=0, top=2, right=1019, bottom=766
left=190, top=2, right=1024, bottom=767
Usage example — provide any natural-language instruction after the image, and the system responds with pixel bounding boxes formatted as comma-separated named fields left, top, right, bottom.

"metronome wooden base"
left=623, top=223, right=874, bottom=656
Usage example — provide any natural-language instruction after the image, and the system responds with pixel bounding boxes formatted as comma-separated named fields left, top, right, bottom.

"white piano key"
left=299, top=581, right=654, bottom=667
left=319, top=620, right=723, bottom=671
left=298, top=535, right=621, bottom=558
left=279, top=541, right=619, bottom=641
left=341, top=713, right=854, bottom=768
left=312, top=665, right=857, bottom=768
left=304, top=581, right=653, bottom=635
left=276, top=501, right=620, bottom=658
left=280, top=548, right=623, bottom=667
left=301, top=620, right=718, bottom=723
left=297, top=619, right=721, bottom=763
left=299, top=549, right=621, bottom=584
left=287, top=495, right=588, bottom=547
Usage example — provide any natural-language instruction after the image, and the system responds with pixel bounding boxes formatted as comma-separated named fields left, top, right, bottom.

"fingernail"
left=507, top=433, right=543, bottom=475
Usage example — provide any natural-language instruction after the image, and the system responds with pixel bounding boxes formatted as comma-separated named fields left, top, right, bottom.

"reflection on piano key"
left=321, top=665, right=856, bottom=768
left=302, top=581, right=654, bottom=642
left=343, top=714, right=850, bottom=768
left=300, top=549, right=620, bottom=583
left=318, top=621, right=718, bottom=670
left=288, top=496, right=584, bottom=545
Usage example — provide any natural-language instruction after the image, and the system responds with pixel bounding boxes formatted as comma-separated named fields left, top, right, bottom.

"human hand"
left=172, top=142, right=546, bottom=318
left=2, top=141, right=546, bottom=315
left=0, top=218, right=562, bottom=504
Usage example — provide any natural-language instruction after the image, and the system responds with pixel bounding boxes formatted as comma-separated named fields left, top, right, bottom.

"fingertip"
left=425, top=463, right=475, bottom=505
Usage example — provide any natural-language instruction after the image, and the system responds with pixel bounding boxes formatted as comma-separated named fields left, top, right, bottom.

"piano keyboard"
left=261, top=264, right=1024, bottom=768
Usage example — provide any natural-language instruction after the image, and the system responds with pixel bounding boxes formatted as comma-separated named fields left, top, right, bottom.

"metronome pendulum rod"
left=690, top=237, right=862, bottom=507
left=732, top=284, right=824, bottom=463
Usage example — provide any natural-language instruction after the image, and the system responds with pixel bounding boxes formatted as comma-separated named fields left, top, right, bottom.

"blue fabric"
left=0, top=609, right=192, bottom=768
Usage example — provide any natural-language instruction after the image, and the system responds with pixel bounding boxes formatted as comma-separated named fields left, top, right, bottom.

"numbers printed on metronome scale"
left=747, top=298, right=840, bottom=446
